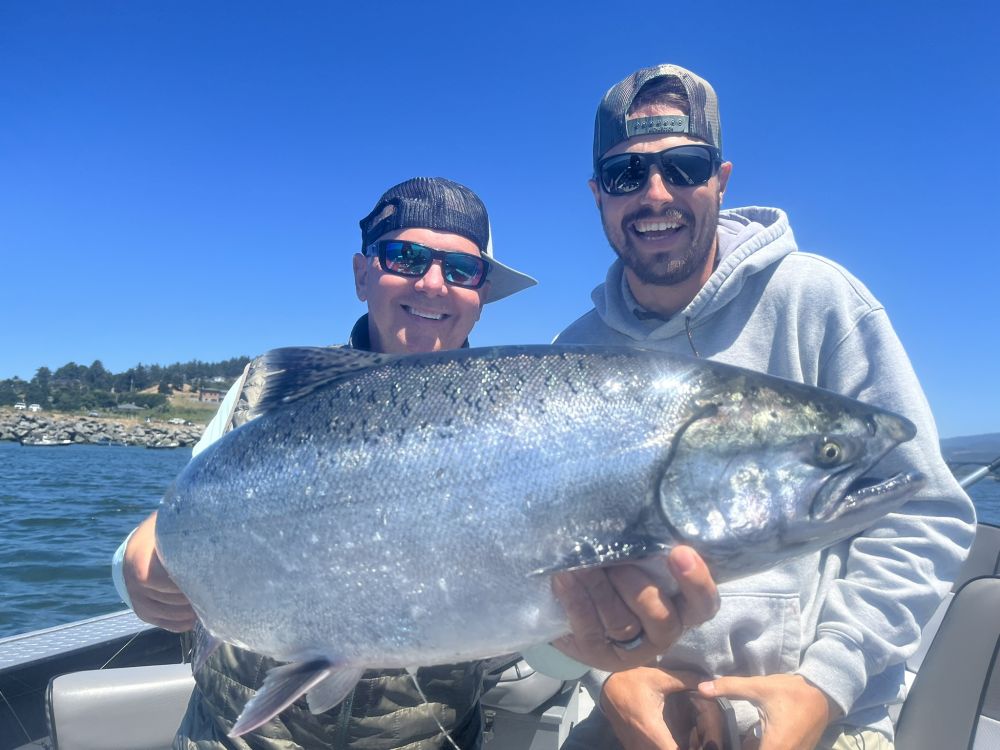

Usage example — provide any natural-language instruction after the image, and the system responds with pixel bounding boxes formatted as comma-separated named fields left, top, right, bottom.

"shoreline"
left=0, top=410, right=205, bottom=448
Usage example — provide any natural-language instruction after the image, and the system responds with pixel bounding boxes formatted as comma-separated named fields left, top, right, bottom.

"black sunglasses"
left=364, top=240, right=490, bottom=289
left=597, top=144, right=722, bottom=195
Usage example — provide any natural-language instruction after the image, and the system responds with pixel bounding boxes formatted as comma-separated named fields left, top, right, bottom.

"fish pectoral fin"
left=530, top=537, right=669, bottom=576
left=190, top=625, right=223, bottom=674
left=306, top=666, right=366, bottom=714
left=229, top=659, right=338, bottom=738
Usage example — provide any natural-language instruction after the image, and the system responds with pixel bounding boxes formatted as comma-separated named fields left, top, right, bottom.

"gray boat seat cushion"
left=955, top=523, right=1000, bottom=587
left=893, top=576, right=1000, bottom=750
left=47, top=662, right=194, bottom=750
left=900, top=523, right=1000, bottom=687
left=481, top=659, right=564, bottom=714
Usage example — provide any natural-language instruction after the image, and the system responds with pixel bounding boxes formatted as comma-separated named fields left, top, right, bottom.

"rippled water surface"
left=0, top=441, right=190, bottom=637
left=0, top=440, right=998, bottom=639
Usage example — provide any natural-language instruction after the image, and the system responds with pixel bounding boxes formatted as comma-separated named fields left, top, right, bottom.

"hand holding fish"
left=550, top=546, right=719, bottom=671
left=122, top=511, right=197, bottom=633
left=698, top=673, right=842, bottom=750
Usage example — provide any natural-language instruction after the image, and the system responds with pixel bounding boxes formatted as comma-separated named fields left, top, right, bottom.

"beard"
left=602, top=198, right=721, bottom=286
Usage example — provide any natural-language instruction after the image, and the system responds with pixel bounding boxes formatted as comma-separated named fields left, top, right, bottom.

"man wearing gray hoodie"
left=556, top=64, right=976, bottom=749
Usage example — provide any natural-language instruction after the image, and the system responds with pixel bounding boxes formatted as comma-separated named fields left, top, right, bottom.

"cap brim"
left=484, top=258, right=537, bottom=304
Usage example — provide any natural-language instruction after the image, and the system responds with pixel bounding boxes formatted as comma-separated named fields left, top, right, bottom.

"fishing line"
left=0, top=686, right=32, bottom=743
left=99, top=629, right=144, bottom=670
left=0, top=630, right=148, bottom=747
left=405, top=667, right=460, bottom=750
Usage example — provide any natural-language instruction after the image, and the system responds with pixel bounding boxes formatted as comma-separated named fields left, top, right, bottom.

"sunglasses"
left=364, top=240, right=490, bottom=289
left=597, top=144, right=722, bottom=195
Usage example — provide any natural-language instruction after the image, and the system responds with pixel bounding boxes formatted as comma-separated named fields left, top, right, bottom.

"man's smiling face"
left=353, top=227, right=488, bottom=354
left=590, top=106, right=731, bottom=295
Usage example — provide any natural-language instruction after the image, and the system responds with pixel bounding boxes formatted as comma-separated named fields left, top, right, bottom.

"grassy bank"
left=1, top=392, right=220, bottom=427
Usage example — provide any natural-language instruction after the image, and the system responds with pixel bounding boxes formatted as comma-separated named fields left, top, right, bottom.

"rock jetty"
left=0, top=411, right=204, bottom=448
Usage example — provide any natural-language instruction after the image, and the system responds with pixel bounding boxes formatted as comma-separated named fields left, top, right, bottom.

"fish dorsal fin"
left=250, top=346, right=397, bottom=418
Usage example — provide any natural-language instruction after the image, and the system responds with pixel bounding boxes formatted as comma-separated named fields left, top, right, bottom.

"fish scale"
left=155, top=344, right=924, bottom=737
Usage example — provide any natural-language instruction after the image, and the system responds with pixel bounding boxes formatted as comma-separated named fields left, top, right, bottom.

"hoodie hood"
left=591, top=206, right=797, bottom=341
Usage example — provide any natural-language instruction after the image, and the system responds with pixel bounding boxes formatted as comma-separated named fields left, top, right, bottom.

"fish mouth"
left=813, top=471, right=927, bottom=522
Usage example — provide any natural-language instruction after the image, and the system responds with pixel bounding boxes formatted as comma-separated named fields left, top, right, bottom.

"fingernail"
left=672, top=546, right=696, bottom=574
left=697, top=680, right=716, bottom=696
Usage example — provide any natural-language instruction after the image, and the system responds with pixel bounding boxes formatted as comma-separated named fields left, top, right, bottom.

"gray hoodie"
left=556, top=206, right=976, bottom=738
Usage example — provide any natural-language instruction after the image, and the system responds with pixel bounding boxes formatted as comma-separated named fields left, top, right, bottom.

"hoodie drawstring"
left=685, top=317, right=700, bottom=358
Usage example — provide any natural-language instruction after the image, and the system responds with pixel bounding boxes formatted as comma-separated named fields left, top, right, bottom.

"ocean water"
left=0, top=440, right=998, bottom=640
left=0, top=442, right=190, bottom=638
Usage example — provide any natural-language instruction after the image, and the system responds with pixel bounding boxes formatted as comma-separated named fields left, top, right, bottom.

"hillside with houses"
left=0, top=356, right=250, bottom=414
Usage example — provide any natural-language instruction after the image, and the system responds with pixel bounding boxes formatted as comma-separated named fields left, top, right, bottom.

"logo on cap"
left=625, top=115, right=691, bottom=138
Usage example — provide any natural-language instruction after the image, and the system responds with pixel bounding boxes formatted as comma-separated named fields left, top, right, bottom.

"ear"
left=352, top=254, right=368, bottom=302
left=717, top=161, right=733, bottom=200
left=588, top=178, right=602, bottom=210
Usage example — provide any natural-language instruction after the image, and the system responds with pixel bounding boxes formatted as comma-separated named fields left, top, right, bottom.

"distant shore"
left=0, top=409, right=205, bottom=448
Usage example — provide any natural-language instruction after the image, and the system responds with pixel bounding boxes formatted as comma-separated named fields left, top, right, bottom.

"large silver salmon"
left=155, top=345, right=925, bottom=736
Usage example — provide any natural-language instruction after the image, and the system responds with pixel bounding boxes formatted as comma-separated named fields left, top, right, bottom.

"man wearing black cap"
left=556, top=65, right=975, bottom=749
left=113, top=176, right=721, bottom=748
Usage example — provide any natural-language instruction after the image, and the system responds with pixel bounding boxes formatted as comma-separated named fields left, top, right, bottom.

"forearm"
left=112, top=377, right=241, bottom=604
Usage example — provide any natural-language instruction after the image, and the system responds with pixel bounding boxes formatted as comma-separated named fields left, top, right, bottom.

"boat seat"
left=481, top=658, right=565, bottom=714
left=478, top=658, right=590, bottom=748
left=897, top=522, right=1000, bottom=694
left=44, top=657, right=574, bottom=750
left=891, top=518, right=1000, bottom=747
left=956, top=522, right=1000, bottom=585
left=46, top=662, right=194, bottom=750
left=893, top=575, right=1000, bottom=749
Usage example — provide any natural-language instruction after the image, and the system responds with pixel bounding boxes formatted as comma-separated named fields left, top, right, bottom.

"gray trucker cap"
left=593, top=63, right=722, bottom=169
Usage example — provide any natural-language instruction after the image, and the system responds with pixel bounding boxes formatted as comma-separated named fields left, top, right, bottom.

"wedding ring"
left=607, top=631, right=645, bottom=651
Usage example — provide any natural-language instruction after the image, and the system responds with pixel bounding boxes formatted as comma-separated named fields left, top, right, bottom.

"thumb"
left=697, top=674, right=764, bottom=702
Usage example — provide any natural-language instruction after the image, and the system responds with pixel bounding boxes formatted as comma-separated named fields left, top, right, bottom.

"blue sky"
left=1, top=1, right=996, bottom=438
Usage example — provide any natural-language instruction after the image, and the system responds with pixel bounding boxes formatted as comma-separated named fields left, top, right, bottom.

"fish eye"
left=815, top=439, right=844, bottom=465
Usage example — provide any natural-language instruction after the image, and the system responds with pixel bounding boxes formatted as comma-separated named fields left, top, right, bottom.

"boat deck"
left=0, top=611, right=184, bottom=750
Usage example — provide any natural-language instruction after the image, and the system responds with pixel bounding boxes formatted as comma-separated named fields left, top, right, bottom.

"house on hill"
left=198, top=388, right=227, bottom=403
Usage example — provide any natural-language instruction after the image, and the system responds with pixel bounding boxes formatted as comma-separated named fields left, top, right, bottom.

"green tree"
left=27, top=367, right=51, bottom=406
left=32, top=366, right=52, bottom=388
left=85, top=360, right=113, bottom=391
left=54, top=362, right=86, bottom=382
left=0, top=380, right=21, bottom=406
left=51, top=386, right=83, bottom=411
